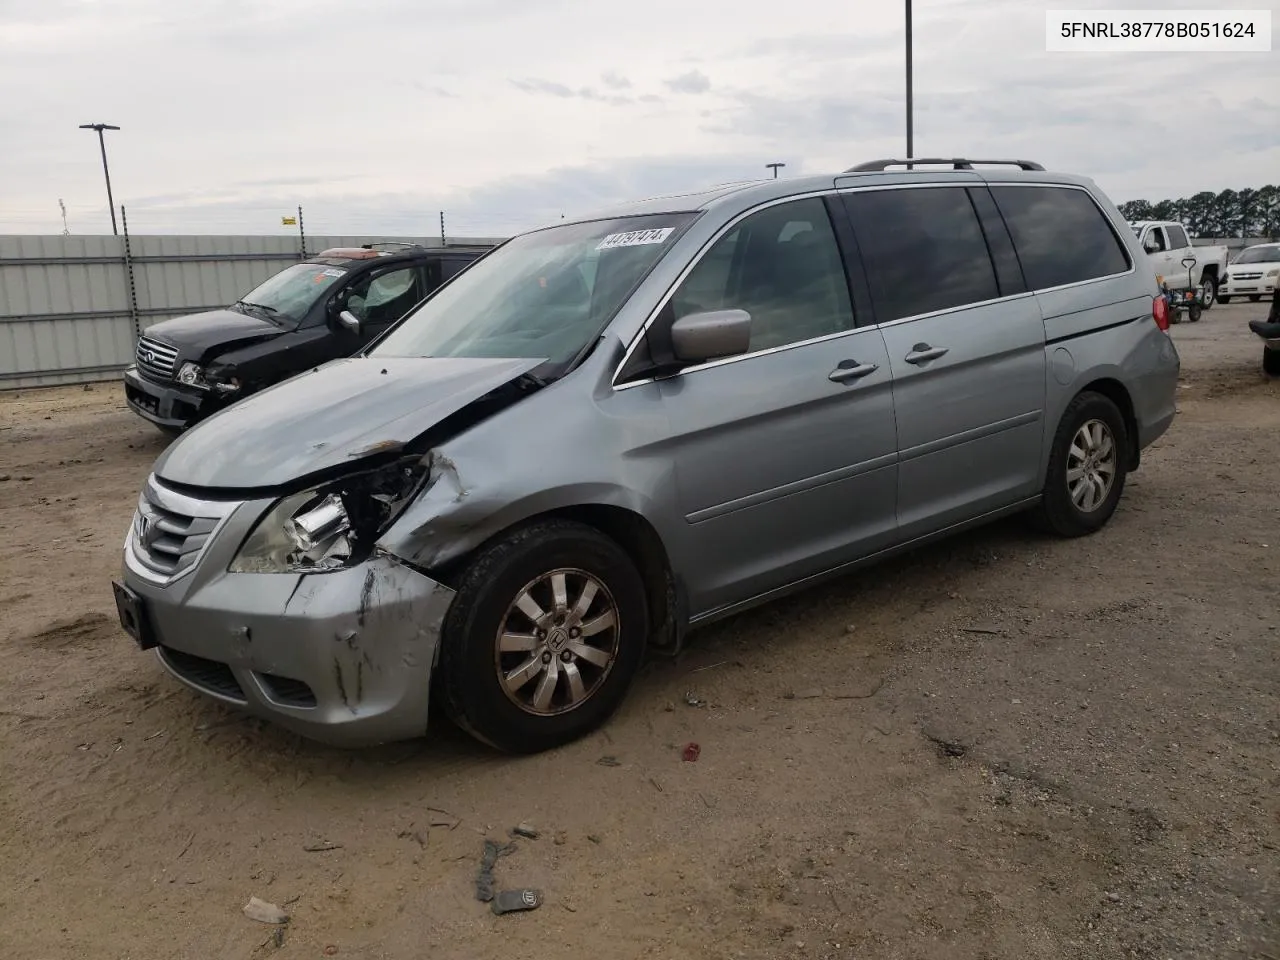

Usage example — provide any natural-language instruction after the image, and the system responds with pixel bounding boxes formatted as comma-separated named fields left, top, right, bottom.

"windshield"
left=370, top=213, right=695, bottom=366
left=236, top=262, right=350, bottom=323
left=1232, top=245, right=1280, bottom=264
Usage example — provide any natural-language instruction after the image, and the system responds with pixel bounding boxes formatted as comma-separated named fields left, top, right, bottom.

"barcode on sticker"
left=596, top=227, right=675, bottom=250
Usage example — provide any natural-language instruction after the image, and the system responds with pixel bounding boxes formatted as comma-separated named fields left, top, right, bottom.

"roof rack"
left=845, top=158, right=1045, bottom=172
left=361, top=241, right=427, bottom=251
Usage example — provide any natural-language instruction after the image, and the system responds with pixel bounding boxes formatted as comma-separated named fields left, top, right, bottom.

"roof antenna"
left=58, top=198, right=70, bottom=236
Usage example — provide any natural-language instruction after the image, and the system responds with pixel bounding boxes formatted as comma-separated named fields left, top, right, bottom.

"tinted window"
left=440, top=258, right=471, bottom=281
left=670, top=197, right=855, bottom=351
left=843, top=187, right=999, bottom=323
left=1166, top=224, right=1189, bottom=248
left=991, top=186, right=1133, bottom=289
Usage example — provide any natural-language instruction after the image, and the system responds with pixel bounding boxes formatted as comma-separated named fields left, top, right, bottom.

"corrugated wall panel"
left=0, top=233, right=504, bottom=388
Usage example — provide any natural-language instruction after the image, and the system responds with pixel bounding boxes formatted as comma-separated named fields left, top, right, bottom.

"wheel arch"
left=395, top=493, right=684, bottom=655
left=1075, top=377, right=1140, bottom=471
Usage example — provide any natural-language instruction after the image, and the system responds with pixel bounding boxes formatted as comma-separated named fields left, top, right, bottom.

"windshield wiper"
left=235, top=300, right=283, bottom=322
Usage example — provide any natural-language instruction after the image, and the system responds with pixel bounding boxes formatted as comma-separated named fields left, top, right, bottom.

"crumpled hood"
left=141, top=308, right=283, bottom=359
left=153, top=356, right=544, bottom=489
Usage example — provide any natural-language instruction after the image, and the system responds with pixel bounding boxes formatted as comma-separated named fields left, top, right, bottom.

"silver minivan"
left=113, top=158, right=1180, bottom=753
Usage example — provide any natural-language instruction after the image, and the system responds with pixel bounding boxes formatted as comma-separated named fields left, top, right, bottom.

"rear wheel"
left=1187, top=302, right=1202, bottom=323
left=1264, top=348, right=1280, bottom=377
left=1032, top=391, right=1129, bottom=538
left=438, top=520, right=649, bottom=753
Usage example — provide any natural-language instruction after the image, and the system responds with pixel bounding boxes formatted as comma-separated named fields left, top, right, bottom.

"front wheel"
left=1032, top=391, right=1129, bottom=538
left=1199, top=276, right=1216, bottom=309
left=1264, top=347, right=1280, bottom=377
left=438, top=520, right=649, bottom=753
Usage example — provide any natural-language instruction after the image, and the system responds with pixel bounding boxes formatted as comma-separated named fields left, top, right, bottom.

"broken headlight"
left=228, top=458, right=428, bottom=574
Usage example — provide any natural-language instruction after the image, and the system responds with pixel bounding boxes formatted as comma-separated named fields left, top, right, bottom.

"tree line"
left=1117, top=185, right=1278, bottom=240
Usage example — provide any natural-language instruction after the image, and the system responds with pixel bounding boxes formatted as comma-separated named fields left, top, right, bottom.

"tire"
left=1264, top=347, right=1280, bottom=377
left=1217, top=295, right=1232, bottom=304
left=1032, top=391, right=1129, bottom=538
left=1199, top=276, right=1216, bottom=309
left=437, top=519, right=650, bottom=754
left=1249, top=295, right=1262, bottom=302
left=1187, top=302, right=1202, bottom=323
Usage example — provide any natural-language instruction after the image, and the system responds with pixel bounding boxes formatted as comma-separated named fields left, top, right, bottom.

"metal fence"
left=0, top=232, right=504, bottom=389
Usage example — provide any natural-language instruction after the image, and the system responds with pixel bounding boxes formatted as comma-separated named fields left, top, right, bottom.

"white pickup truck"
left=1128, top=220, right=1230, bottom=308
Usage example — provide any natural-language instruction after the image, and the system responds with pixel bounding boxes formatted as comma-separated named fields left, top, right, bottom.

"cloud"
left=664, top=69, right=712, bottom=94
left=0, top=0, right=1274, bottom=235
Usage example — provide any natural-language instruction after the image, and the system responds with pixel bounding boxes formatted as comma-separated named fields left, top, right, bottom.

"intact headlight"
left=176, top=362, right=209, bottom=389
left=229, top=458, right=428, bottom=574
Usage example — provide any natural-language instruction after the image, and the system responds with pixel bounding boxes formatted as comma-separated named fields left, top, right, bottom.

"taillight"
left=1153, top=295, right=1170, bottom=331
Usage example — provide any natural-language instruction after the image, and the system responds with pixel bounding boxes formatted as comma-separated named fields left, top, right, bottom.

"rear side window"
left=842, top=187, right=999, bottom=323
left=1166, top=224, right=1189, bottom=249
left=990, top=186, right=1132, bottom=290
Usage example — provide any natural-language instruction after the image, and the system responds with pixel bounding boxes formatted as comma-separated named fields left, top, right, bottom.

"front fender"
left=376, top=454, right=683, bottom=572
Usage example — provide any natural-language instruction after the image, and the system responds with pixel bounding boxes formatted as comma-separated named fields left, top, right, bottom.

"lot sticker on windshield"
left=320, top=268, right=346, bottom=278
left=596, top=227, right=675, bottom=250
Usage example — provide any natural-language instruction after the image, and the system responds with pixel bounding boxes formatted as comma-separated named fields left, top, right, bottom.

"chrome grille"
left=135, top=335, right=178, bottom=381
left=1231, top=271, right=1263, bottom=281
left=127, top=478, right=237, bottom=584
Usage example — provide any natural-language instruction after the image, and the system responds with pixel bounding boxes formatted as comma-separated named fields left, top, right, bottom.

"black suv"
left=123, top=242, right=494, bottom=434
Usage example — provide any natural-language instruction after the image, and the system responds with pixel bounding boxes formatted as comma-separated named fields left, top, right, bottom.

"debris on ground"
left=475, top=839, right=516, bottom=902
left=302, top=841, right=342, bottom=852
left=783, top=688, right=824, bottom=700
left=491, top=888, right=543, bottom=915
left=426, top=806, right=460, bottom=829
left=682, top=742, right=701, bottom=762
left=511, top=822, right=539, bottom=839
left=243, top=897, right=289, bottom=925
left=587, top=834, right=602, bottom=844
left=597, top=755, right=621, bottom=767
left=683, top=692, right=706, bottom=707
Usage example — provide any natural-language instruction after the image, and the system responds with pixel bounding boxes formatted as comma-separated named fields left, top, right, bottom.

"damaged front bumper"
left=119, top=478, right=456, bottom=748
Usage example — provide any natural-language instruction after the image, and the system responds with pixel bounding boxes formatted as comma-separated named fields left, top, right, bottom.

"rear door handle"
left=828, top=360, right=880, bottom=382
left=904, top=343, right=949, bottom=365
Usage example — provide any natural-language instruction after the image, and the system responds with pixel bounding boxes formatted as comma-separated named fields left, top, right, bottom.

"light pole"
left=79, top=122, right=121, bottom=235
left=766, top=162, right=786, bottom=179
left=905, top=0, right=914, bottom=162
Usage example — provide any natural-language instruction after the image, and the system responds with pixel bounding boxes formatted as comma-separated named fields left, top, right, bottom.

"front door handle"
left=828, top=360, right=880, bottom=382
left=904, top=343, right=949, bottom=365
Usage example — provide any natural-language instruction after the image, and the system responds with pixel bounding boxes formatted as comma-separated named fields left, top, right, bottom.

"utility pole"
left=905, top=0, right=914, bottom=164
left=766, top=162, right=786, bottom=179
left=79, top=122, right=121, bottom=235
left=440, top=210, right=446, bottom=245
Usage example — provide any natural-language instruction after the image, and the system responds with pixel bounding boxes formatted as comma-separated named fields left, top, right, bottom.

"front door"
left=341, top=264, right=428, bottom=346
left=645, top=195, right=900, bottom=615
left=841, top=185, right=1048, bottom=540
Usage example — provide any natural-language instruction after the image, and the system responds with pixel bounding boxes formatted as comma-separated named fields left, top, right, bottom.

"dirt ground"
left=1, top=302, right=1277, bottom=960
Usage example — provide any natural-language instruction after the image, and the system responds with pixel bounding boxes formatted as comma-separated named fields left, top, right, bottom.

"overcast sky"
left=0, top=0, right=1275, bottom=238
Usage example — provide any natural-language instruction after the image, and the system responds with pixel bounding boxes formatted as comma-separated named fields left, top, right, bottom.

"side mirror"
left=670, top=309, right=751, bottom=363
left=1181, top=256, right=1197, bottom=269
left=337, top=309, right=361, bottom=333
